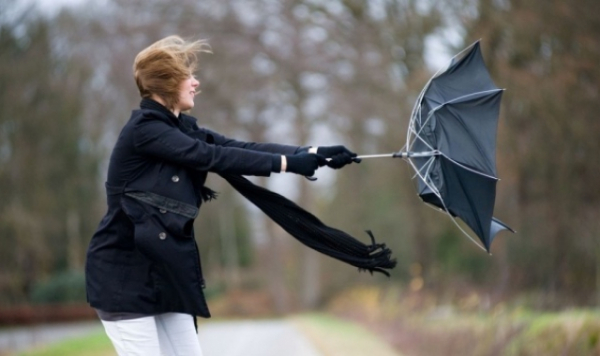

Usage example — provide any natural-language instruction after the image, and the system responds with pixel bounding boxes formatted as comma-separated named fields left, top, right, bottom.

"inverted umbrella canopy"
left=358, top=41, right=513, bottom=252
left=408, top=41, right=513, bottom=252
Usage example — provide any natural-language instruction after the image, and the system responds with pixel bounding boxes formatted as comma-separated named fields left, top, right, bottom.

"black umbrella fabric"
left=358, top=41, right=513, bottom=252
left=406, top=41, right=514, bottom=252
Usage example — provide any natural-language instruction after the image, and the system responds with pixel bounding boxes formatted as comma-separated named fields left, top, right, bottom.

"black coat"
left=85, top=99, right=301, bottom=318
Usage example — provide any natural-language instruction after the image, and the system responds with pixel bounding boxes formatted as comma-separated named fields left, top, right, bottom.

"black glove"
left=317, top=145, right=357, bottom=159
left=326, top=152, right=361, bottom=169
left=285, top=153, right=327, bottom=176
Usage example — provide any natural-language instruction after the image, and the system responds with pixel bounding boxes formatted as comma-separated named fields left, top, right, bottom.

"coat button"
left=171, top=175, right=180, bottom=182
left=159, top=232, right=167, bottom=240
left=159, top=208, right=167, bottom=214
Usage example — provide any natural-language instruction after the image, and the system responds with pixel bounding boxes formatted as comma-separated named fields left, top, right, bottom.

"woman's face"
left=176, top=75, right=200, bottom=113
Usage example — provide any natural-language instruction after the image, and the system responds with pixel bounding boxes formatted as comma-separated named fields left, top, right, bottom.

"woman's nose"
left=192, top=78, right=200, bottom=87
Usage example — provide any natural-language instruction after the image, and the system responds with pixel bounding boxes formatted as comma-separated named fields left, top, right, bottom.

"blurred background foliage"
left=0, top=0, right=599, bottom=317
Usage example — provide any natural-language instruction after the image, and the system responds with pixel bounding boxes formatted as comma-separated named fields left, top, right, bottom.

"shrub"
left=30, top=270, right=86, bottom=304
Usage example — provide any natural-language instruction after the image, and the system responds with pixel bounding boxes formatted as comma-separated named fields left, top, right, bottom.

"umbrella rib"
left=421, top=157, right=437, bottom=182
left=409, top=89, right=502, bottom=180
left=440, top=153, right=498, bottom=180
left=408, top=85, right=430, bottom=150
left=444, top=210, right=488, bottom=252
left=408, top=88, right=503, bottom=155
left=406, top=157, right=487, bottom=252
left=429, top=89, right=504, bottom=113
left=419, top=89, right=502, bottom=140
left=406, top=40, right=482, bottom=152
left=407, top=115, right=436, bottom=153
left=406, top=157, right=431, bottom=185
left=407, top=158, right=443, bottom=202
left=408, top=132, right=435, bottom=153
left=410, top=156, right=435, bottom=180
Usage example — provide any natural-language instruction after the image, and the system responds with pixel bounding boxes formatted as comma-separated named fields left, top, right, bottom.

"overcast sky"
left=30, top=0, right=85, bottom=10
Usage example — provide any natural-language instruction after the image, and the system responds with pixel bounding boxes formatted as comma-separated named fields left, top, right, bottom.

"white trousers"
left=100, top=313, right=203, bottom=356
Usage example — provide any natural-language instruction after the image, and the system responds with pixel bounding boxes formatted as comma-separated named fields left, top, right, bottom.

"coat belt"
left=105, top=183, right=198, bottom=219
left=125, top=191, right=199, bottom=219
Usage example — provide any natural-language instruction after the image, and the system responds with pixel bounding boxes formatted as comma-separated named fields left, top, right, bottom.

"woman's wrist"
left=281, top=155, right=287, bottom=172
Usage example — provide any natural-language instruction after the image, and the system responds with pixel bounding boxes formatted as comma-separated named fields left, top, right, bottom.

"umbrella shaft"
left=356, top=153, right=396, bottom=159
left=357, top=151, right=439, bottom=159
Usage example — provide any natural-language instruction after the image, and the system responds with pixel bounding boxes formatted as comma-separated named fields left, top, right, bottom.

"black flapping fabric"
left=220, top=173, right=396, bottom=276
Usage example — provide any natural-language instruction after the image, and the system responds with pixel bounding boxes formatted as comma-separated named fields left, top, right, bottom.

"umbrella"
left=358, top=41, right=514, bottom=252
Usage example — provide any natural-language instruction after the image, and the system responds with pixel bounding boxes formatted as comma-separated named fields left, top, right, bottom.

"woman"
left=85, top=35, right=358, bottom=355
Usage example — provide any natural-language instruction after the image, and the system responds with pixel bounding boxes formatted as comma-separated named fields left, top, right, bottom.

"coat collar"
left=140, top=98, right=180, bottom=124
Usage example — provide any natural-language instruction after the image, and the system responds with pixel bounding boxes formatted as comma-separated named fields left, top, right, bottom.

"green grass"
left=502, top=310, right=600, bottom=356
left=291, top=313, right=402, bottom=356
left=16, top=331, right=113, bottom=356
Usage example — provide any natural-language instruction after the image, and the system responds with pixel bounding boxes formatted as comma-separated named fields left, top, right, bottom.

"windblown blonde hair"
left=133, top=35, right=211, bottom=110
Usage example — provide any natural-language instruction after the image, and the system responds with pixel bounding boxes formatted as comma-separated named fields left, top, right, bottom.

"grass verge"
left=326, top=285, right=600, bottom=356
left=16, top=331, right=113, bottom=356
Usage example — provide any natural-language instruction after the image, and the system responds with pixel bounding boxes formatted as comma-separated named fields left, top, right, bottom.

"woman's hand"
left=326, top=153, right=361, bottom=169
left=312, top=145, right=361, bottom=169
left=284, top=153, right=327, bottom=176
left=315, top=145, right=357, bottom=158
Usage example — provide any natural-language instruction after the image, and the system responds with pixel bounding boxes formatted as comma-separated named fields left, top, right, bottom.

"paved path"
left=198, top=320, right=323, bottom=356
left=0, top=319, right=323, bottom=355
left=0, top=321, right=102, bottom=353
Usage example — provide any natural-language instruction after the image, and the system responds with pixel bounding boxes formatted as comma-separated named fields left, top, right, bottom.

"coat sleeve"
left=202, top=128, right=306, bottom=155
left=133, top=113, right=277, bottom=176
